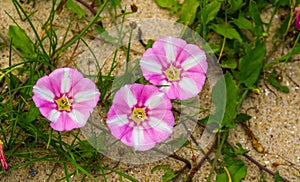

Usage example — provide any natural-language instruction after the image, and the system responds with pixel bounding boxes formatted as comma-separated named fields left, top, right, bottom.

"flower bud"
left=0, top=140, right=9, bottom=171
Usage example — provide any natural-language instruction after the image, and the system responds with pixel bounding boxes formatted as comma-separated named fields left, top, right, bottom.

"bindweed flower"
left=0, top=139, right=8, bottom=171
left=295, top=5, right=300, bottom=31
left=106, top=84, right=174, bottom=151
left=32, top=68, right=100, bottom=131
left=140, top=36, right=208, bottom=100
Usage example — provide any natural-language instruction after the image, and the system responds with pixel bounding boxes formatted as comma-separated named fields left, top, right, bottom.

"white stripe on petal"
left=33, top=86, right=54, bottom=102
left=49, top=109, right=61, bottom=122
left=181, top=54, right=206, bottom=71
left=107, top=114, right=129, bottom=126
left=145, top=93, right=165, bottom=109
left=165, top=37, right=175, bottom=63
left=74, top=90, right=99, bottom=102
left=68, top=109, right=85, bottom=126
left=179, top=77, right=198, bottom=95
left=159, top=80, right=171, bottom=93
left=140, top=60, right=162, bottom=73
left=61, top=68, right=71, bottom=93
left=124, top=85, right=137, bottom=108
left=132, top=126, right=143, bottom=150
left=149, top=117, right=172, bottom=133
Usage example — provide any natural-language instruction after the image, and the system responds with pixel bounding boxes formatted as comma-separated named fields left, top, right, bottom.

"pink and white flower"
left=140, top=36, right=208, bottom=100
left=106, top=84, right=174, bottom=151
left=32, top=68, right=100, bottom=131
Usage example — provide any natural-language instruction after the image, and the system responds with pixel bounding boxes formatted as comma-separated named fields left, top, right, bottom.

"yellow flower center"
left=55, top=95, right=72, bottom=111
left=165, top=66, right=180, bottom=81
left=130, top=107, right=146, bottom=124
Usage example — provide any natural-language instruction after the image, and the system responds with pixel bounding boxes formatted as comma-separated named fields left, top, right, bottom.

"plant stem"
left=76, top=0, right=97, bottom=15
left=54, top=0, right=108, bottom=57
left=186, top=139, right=216, bottom=182
left=206, top=131, right=227, bottom=182
left=243, top=154, right=290, bottom=182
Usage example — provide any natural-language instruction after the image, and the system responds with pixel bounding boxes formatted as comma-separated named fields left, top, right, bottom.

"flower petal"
left=68, top=109, right=86, bottom=126
left=132, top=126, right=156, bottom=151
left=48, top=109, right=61, bottom=122
left=178, top=77, right=199, bottom=100
left=32, top=75, right=55, bottom=104
left=48, top=68, right=84, bottom=95
left=50, top=112, right=81, bottom=131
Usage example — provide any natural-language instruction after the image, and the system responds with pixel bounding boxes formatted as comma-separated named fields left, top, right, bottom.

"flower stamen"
left=165, top=66, right=180, bottom=81
left=55, top=95, right=72, bottom=111
left=130, top=107, right=146, bottom=124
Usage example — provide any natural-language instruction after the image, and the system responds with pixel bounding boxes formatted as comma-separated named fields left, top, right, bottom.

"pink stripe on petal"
left=144, top=92, right=165, bottom=109
left=113, top=85, right=137, bottom=109
left=144, top=126, right=172, bottom=144
left=148, top=117, right=173, bottom=133
left=137, top=84, right=161, bottom=105
left=131, top=127, right=156, bottom=151
left=110, top=124, right=133, bottom=146
left=141, top=48, right=165, bottom=67
left=181, top=54, right=207, bottom=71
left=50, top=112, right=80, bottom=131
left=49, top=68, right=84, bottom=95
left=160, top=82, right=179, bottom=100
left=154, top=37, right=187, bottom=64
left=148, top=110, right=174, bottom=126
left=33, top=75, right=56, bottom=101
left=183, top=71, right=206, bottom=91
left=70, top=78, right=100, bottom=98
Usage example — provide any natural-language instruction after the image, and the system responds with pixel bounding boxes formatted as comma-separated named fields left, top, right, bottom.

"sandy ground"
left=0, top=0, right=300, bottom=181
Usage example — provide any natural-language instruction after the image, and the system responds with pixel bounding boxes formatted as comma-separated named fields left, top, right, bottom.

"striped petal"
left=32, top=67, right=100, bottom=131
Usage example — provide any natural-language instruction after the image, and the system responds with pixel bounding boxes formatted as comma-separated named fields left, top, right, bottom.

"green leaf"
left=249, top=0, right=263, bottom=36
left=205, top=1, right=222, bottom=23
left=230, top=164, right=247, bottom=182
left=95, top=25, right=116, bottom=43
left=237, top=41, right=266, bottom=88
left=66, top=0, right=86, bottom=19
left=146, top=39, right=154, bottom=50
left=23, top=104, right=40, bottom=123
left=232, top=14, right=254, bottom=31
left=109, top=0, right=121, bottom=8
left=236, top=113, right=251, bottom=123
left=210, top=76, right=226, bottom=129
left=152, top=165, right=177, bottom=182
left=221, top=73, right=239, bottom=128
left=179, top=0, right=200, bottom=25
left=221, top=59, right=237, bottom=69
left=8, top=25, right=37, bottom=59
left=274, top=171, right=283, bottom=182
left=211, top=23, right=243, bottom=43
left=227, top=0, right=243, bottom=14
left=216, top=163, right=247, bottom=182
left=155, top=0, right=177, bottom=8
